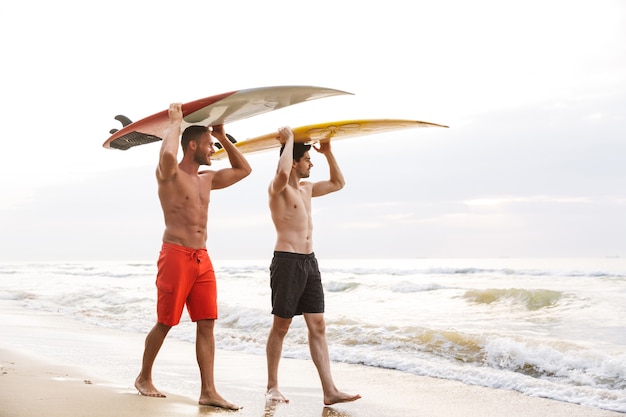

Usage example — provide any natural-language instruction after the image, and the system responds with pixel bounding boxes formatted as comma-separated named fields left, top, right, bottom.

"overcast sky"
left=1, top=0, right=625, bottom=262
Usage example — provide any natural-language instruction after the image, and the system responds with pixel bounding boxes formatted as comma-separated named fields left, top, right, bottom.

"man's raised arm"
left=312, top=141, right=345, bottom=197
left=269, top=127, right=294, bottom=196
left=157, top=103, right=183, bottom=181
left=211, top=124, right=252, bottom=189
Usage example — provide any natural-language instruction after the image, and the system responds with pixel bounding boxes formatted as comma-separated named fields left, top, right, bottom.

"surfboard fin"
left=109, top=115, right=134, bottom=134
left=115, top=115, right=133, bottom=126
left=214, top=133, right=237, bottom=150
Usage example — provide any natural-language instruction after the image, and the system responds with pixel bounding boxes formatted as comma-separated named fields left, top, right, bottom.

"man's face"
left=294, top=151, right=313, bottom=178
left=194, top=133, right=215, bottom=166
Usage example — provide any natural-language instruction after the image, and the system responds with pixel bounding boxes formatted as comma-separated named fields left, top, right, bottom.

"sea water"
left=0, top=257, right=624, bottom=412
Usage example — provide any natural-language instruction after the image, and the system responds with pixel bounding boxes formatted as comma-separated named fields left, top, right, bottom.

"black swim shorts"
left=269, top=251, right=324, bottom=318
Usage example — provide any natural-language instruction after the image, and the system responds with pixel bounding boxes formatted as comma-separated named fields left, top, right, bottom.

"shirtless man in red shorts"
left=134, top=103, right=251, bottom=410
left=265, top=126, right=361, bottom=406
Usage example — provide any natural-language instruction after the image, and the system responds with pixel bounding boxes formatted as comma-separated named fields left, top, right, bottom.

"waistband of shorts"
left=162, top=242, right=207, bottom=254
left=273, top=251, right=316, bottom=259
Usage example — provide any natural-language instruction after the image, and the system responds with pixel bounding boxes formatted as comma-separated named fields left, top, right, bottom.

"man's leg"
left=135, top=322, right=171, bottom=397
left=266, top=315, right=292, bottom=402
left=303, top=313, right=361, bottom=405
left=196, top=319, right=239, bottom=410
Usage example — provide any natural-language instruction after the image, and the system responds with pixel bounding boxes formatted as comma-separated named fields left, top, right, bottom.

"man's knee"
left=154, top=322, right=172, bottom=334
left=271, top=317, right=292, bottom=337
left=304, top=314, right=326, bottom=336
left=196, top=319, right=215, bottom=333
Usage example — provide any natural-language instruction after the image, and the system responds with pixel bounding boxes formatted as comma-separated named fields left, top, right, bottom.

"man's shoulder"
left=299, top=181, right=314, bottom=192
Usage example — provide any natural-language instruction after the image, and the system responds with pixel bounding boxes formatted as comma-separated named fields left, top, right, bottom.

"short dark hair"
left=181, top=125, right=209, bottom=152
left=280, top=142, right=311, bottom=162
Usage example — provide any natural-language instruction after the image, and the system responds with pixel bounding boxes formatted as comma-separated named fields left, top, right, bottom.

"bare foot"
left=324, top=391, right=361, bottom=406
left=265, top=387, right=289, bottom=403
left=134, top=376, right=166, bottom=398
left=199, top=393, right=240, bottom=410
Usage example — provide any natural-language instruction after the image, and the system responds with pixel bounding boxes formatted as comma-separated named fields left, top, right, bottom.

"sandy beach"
left=0, top=299, right=623, bottom=417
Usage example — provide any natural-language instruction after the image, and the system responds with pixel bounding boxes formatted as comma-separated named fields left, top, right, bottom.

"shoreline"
left=1, top=300, right=623, bottom=417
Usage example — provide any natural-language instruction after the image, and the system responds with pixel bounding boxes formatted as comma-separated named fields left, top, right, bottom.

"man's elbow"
left=239, top=165, right=252, bottom=179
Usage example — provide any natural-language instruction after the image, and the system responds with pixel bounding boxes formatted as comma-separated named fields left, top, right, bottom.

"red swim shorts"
left=155, top=242, right=217, bottom=326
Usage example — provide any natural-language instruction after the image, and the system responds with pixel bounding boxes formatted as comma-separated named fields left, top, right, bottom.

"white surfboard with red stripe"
left=103, top=85, right=352, bottom=150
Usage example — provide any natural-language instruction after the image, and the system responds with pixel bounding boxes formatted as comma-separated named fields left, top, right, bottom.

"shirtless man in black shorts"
left=265, top=126, right=361, bottom=406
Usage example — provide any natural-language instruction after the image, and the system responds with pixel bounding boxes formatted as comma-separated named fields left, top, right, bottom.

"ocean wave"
left=391, top=281, right=443, bottom=293
left=324, top=324, right=626, bottom=411
left=483, top=336, right=626, bottom=390
left=325, top=281, right=360, bottom=292
left=462, top=288, right=562, bottom=310
left=0, top=261, right=156, bottom=280
left=319, top=262, right=626, bottom=281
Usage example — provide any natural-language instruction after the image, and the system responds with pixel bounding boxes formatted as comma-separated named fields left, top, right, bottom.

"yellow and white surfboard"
left=212, top=118, right=448, bottom=160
